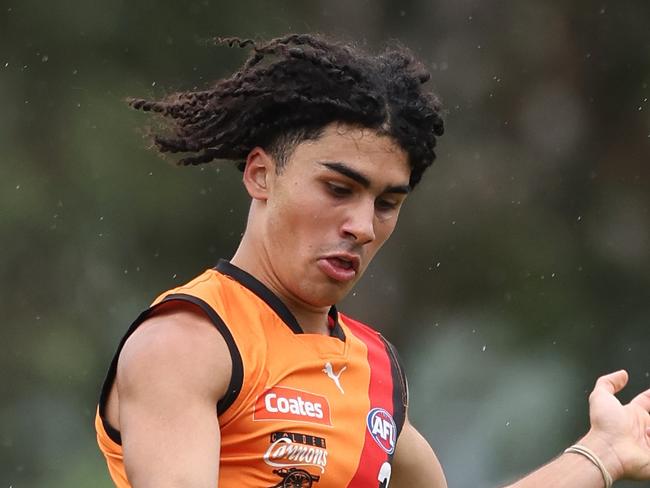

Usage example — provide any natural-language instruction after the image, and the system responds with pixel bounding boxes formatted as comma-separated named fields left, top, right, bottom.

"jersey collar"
left=214, top=259, right=346, bottom=342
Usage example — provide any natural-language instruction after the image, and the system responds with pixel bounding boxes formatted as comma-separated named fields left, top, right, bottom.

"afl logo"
left=366, top=408, right=397, bottom=455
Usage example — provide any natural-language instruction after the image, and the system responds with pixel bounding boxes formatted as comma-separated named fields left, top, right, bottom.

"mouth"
left=316, top=254, right=361, bottom=283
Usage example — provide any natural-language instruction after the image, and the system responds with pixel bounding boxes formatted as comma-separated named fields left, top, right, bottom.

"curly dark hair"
left=129, top=33, right=444, bottom=188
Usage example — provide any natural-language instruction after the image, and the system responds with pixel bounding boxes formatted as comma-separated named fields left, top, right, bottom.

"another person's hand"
left=579, top=370, right=650, bottom=482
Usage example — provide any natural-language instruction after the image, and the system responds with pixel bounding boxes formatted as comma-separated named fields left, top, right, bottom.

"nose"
left=340, top=200, right=376, bottom=244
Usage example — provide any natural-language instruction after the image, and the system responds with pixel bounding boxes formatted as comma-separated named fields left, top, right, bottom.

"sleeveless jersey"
left=96, top=260, right=408, bottom=488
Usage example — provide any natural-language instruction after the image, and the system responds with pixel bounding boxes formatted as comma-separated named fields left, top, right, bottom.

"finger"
left=594, top=369, right=629, bottom=395
left=631, top=389, right=650, bottom=411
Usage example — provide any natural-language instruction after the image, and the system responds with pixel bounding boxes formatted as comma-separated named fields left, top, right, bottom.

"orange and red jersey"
left=96, top=260, right=408, bottom=488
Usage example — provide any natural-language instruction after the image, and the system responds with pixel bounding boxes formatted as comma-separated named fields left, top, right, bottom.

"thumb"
left=593, top=369, right=629, bottom=396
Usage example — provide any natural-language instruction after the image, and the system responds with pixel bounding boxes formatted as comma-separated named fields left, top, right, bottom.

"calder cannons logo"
left=264, top=431, right=328, bottom=473
left=366, top=408, right=397, bottom=455
left=255, top=386, right=332, bottom=426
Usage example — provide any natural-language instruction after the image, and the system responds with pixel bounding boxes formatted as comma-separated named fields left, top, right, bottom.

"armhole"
left=163, top=293, right=244, bottom=414
left=97, top=293, right=244, bottom=445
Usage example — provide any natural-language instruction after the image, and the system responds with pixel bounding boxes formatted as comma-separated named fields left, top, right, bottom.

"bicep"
left=391, top=419, right=448, bottom=488
left=117, top=307, right=231, bottom=488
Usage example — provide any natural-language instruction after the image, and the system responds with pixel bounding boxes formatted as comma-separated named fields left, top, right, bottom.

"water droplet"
left=151, top=81, right=156, bottom=87
left=481, top=345, right=487, bottom=352
left=41, top=55, right=49, bottom=62
left=505, top=421, right=510, bottom=427
left=577, top=215, right=582, bottom=221
left=172, top=273, right=177, bottom=279
left=15, top=184, right=20, bottom=190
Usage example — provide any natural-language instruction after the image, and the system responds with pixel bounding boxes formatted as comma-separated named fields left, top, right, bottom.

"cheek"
left=268, top=190, right=331, bottom=251
left=368, top=219, right=398, bottom=253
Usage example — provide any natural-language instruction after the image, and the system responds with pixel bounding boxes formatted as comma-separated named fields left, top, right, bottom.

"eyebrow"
left=319, top=161, right=411, bottom=194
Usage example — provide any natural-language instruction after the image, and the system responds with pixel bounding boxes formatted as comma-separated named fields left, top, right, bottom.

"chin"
left=296, top=280, right=353, bottom=308
left=319, top=281, right=357, bottom=306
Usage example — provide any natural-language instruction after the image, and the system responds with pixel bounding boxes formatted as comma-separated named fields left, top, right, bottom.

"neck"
left=230, top=233, right=332, bottom=335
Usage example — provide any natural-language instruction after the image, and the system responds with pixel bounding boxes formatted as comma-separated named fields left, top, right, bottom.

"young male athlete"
left=96, top=34, right=650, bottom=488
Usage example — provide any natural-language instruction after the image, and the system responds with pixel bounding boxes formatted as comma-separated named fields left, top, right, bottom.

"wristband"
left=564, top=444, right=613, bottom=488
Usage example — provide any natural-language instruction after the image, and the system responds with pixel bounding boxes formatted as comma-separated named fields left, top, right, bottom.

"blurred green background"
left=1, top=1, right=649, bottom=486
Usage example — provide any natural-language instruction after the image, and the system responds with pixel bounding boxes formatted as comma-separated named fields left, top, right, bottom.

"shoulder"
left=339, top=312, right=380, bottom=339
left=340, top=312, right=402, bottom=359
left=117, top=300, right=232, bottom=400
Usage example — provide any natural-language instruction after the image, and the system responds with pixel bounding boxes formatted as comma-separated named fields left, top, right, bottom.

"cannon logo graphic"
left=255, top=386, right=332, bottom=426
left=366, top=408, right=397, bottom=455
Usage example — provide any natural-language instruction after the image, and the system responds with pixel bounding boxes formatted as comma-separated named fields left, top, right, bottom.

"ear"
left=242, top=147, right=276, bottom=201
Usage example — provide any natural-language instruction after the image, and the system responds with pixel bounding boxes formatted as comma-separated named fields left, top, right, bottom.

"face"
left=246, top=122, right=411, bottom=309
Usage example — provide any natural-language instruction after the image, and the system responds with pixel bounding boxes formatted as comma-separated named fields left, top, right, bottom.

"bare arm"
left=116, top=303, right=232, bottom=488
left=505, top=370, right=650, bottom=487
left=391, top=418, right=448, bottom=488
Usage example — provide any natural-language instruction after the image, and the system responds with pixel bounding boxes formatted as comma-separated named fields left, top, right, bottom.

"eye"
left=326, top=182, right=352, bottom=198
left=375, top=198, right=398, bottom=212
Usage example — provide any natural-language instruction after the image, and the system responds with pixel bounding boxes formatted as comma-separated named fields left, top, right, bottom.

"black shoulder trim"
left=162, top=293, right=243, bottom=414
left=97, top=294, right=243, bottom=445
left=98, top=304, right=168, bottom=445
left=380, top=337, right=408, bottom=440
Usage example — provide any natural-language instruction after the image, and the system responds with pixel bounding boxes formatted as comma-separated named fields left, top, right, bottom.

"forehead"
left=286, top=123, right=411, bottom=181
